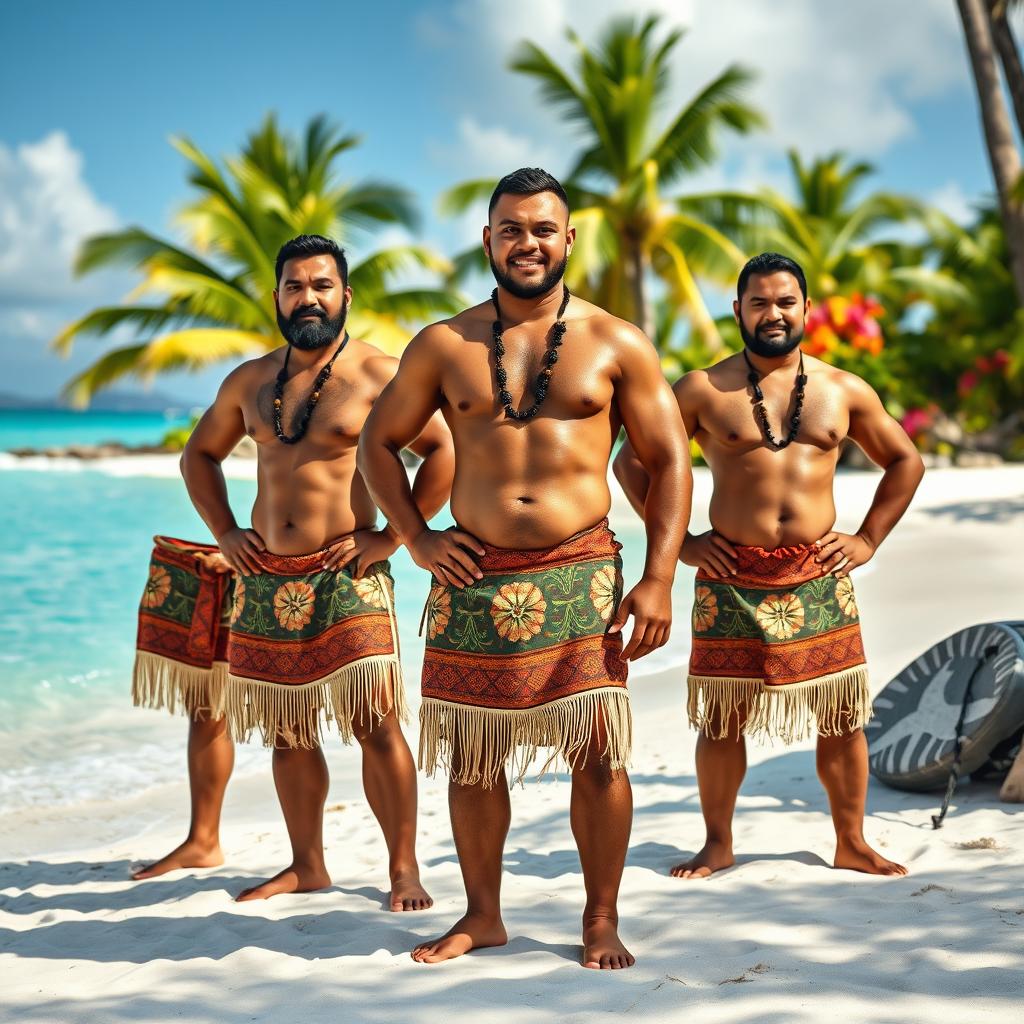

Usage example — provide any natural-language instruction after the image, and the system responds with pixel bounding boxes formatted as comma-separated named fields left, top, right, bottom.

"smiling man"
left=359, top=168, right=690, bottom=969
left=132, top=234, right=452, bottom=909
left=614, top=251, right=924, bottom=879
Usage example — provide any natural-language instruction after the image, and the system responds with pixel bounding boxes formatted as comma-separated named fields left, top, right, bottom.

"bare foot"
left=670, top=839, right=735, bottom=879
left=131, top=839, right=224, bottom=880
left=234, top=863, right=332, bottom=901
left=834, top=837, right=908, bottom=876
left=582, top=916, right=635, bottom=970
left=389, top=868, right=433, bottom=912
left=410, top=913, right=507, bottom=963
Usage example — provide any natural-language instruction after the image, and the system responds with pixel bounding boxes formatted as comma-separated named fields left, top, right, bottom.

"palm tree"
left=678, top=151, right=931, bottom=303
left=987, top=1, right=1024, bottom=144
left=54, top=114, right=462, bottom=405
left=440, top=15, right=763, bottom=348
left=956, top=0, right=1024, bottom=304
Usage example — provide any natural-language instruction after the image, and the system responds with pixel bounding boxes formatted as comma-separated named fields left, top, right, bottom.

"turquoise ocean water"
left=0, top=412, right=691, bottom=814
left=0, top=409, right=192, bottom=451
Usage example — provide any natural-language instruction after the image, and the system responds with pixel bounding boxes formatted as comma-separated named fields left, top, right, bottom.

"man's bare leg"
left=817, top=727, right=907, bottom=876
left=411, top=770, right=509, bottom=963
left=571, top=742, right=635, bottom=969
left=351, top=707, right=432, bottom=911
left=236, top=743, right=332, bottom=900
left=132, top=712, right=233, bottom=880
left=672, top=706, right=748, bottom=879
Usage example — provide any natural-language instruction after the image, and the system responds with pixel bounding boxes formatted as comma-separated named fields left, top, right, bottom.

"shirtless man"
left=615, top=251, right=924, bottom=879
left=133, top=234, right=451, bottom=908
left=359, top=168, right=690, bottom=968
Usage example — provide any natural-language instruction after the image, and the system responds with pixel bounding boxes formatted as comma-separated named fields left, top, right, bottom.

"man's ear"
left=482, top=224, right=491, bottom=258
left=732, top=298, right=741, bottom=324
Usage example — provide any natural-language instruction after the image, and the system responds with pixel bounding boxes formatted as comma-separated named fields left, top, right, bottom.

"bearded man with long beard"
left=615, top=251, right=924, bottom=880
left=131, top=234, right=452, bottom=909
left=359, top=168, right=691, bottom=969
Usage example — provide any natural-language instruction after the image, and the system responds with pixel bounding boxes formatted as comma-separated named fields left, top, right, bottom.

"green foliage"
left=55, top=114, right=462, bottom=405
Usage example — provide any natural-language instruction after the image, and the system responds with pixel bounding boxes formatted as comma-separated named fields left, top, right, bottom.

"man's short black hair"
left=488, top=167, right=570, bottom=217
left=737, top=252, right=808, bottom=303
left=275, top=234, right=348, bottom=287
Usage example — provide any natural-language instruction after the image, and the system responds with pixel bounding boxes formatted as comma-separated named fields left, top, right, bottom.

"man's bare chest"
left=441, top=343, right=616, bottom=422
left=242, top=372, right=373, bottom=447
left=700, top=384, right=850, bottom=452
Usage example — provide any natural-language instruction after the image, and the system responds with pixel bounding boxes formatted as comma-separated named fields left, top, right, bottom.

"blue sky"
left=0, top=0, right=1003, bottom=403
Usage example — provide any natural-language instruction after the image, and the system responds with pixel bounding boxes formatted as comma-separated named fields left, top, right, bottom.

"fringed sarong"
left=687, top=543, right=871, bottom=742
left=133, top=536, right=232, bottom=719
left=419, top=519, right=630, bottom=788
left=133, top=536, right=407, bottom=748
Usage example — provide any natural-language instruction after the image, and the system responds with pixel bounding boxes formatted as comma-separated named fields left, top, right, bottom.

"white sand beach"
left=2, top=466, right=1023, bottom=1023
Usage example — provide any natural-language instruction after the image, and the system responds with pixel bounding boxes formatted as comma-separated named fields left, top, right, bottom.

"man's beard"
left=740, top=318, right=804, bottom=358
left=276, top=302, right=348, bottom=350
left=489, top=253, right=568, bottom=299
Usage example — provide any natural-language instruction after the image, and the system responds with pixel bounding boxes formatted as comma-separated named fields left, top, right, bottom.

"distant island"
left=0, top=389, right=199, bottom=414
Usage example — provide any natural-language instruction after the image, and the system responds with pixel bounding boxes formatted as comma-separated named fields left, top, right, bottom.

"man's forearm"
left=360, top=441, right=430, bottom=544
left=409, top=444, right=455, bottom=526
left=613, top=451, right=651, bottom=519
left=856, top=454, right=925, bottom=549
left=180, top=450, right=237, bottom=540
left=641, top=463, right=692, bottom=583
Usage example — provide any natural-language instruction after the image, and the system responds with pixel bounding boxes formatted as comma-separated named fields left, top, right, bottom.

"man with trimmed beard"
left=131, top=234, right=452, bottom=909
left=615, top=251, right=924, bottom=879
left=359, top=168, right=690, bottom=968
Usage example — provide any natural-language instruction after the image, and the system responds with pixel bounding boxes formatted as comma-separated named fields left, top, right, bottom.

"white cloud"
left=929, top=180, right=979, bottom=225
left=0, top=132, right=119, bottom=305
left=422, top=0, right=968, bottom=191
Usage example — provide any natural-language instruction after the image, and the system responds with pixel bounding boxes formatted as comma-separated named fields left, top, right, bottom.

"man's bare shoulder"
left=405, top=302, right=492, bottom=353
left=352, top=339, right=400, bottom=392
left=218, top=349, right=284, bottom=395
left=820, top=359, right=883, bottom=410
left=571, top=298, right=652, bottom=352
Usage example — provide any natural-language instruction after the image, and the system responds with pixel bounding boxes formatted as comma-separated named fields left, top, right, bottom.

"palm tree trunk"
left=957, top=0, right=1024, bottom=304
left=624, top=236, right=654, bottom=338
left=987, top=1, right=1024, bottom=140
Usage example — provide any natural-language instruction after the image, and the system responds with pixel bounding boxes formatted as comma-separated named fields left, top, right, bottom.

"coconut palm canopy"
left=440, top=15, right=764, bottom=349
left=54, top=114, right=462, bottom=405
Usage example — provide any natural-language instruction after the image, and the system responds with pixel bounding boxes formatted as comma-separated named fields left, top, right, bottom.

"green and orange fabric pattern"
left=134, top=536, right=406, bottom=749
left=419, top=520, right=631, bottom=788
left=687, top=543, right=870, bottom=742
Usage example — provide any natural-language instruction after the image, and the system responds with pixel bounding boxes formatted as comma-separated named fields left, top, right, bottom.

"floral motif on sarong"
left=692, top=585, right=718, bottom=632
left=589, top=565, right=618, bottom=622
left=142, top=566, right=172, bottom=609
left=273, top=580, right=316, bottom=631
left=755, top=592, right=805, bottom=640
left=835, top=576, right=858, bottom=618
left=425, top=585, right=452, bottom=640
left=491, top=582, right=547, bottom=642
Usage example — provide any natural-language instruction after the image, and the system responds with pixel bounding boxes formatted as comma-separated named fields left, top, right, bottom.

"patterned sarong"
left=687, top=543, right=870, bottom=742
left=419, top=519, right=630, bottom=787
left=134, top=537, right=232, bottom=718
left=134, top=536, right=407, bottom=748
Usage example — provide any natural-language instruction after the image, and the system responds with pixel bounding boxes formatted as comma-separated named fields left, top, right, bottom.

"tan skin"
left=615, top=269, right=924, bottom=880
left=133, top=253, right=454, bottom=911
left=358, top=190, right=691, bottom=969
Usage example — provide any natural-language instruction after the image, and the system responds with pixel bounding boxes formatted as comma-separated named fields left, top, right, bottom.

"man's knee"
left=351, top=707, right=400, bottom=748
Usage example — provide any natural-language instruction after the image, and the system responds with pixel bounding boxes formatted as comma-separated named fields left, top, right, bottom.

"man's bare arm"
left=357, top=327, right=484, bottom=587
left=180, top=365, right=265, bottom=575
left=608, top=327, right=692, bottom=660
left=816, top=374, right=925, bottom=576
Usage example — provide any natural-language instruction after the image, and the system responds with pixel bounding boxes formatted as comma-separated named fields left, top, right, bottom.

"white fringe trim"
left=131, top=651, right=228, bottom=720
left=224, top=655, right=407, bottom=749
left=687, top=666, right=872, bottom=743
left=419, top=686, right=632, bottom=789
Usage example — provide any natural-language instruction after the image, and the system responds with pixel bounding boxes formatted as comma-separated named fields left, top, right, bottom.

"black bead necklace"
left=743, top=347, right=807, bottom=450
left=490, top=285, right=570, bottom=420
left=273, top=332, right=350, bottom=444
